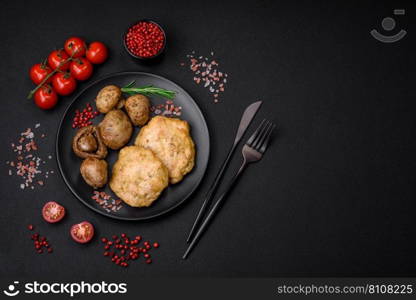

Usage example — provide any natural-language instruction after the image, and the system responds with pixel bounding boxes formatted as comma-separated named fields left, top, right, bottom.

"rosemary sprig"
left=121, top=81, right=176, bottom=100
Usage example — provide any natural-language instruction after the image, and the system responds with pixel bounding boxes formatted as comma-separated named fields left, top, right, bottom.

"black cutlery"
left=186, top=101, right=262, bottom=243
left=183, top=119, right=276, bottom=259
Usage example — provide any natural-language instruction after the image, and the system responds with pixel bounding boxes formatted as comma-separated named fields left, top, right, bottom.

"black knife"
left=186, top=100, right=262, bottom=242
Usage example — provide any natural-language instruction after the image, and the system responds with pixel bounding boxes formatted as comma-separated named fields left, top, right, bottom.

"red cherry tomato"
left=52, top=72, right=77, bottom=96
left=42, top=201, right=66, bottom=223
left=86, top=42, right=108, bottom=64
left=34, top=85, right=58, bottom=110
left=70, top=221, right=94, bottom=244
left=29, top=63, right=52, bottom=85
left=48, top=49, right=70, bottom=71
left=64, top=37, right=86, bottom=58
left=70, top=57, right=93, bottom=81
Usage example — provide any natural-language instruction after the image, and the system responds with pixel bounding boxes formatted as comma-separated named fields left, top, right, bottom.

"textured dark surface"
left=0, top=0, right=415, bottom=279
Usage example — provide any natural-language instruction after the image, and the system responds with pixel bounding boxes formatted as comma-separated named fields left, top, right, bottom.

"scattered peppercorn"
left=72, top=103, right=99, bottom=129
left=100, top=233, right=159, bottom=267
left=29, top=227, right=53, bottom=254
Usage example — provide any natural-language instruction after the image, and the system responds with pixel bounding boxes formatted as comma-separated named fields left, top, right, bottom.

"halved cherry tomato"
left=52, top=72, right=77, bottom=96
left=86, top=42, right=108, bottom=64
left=34, top=85, right=58, bottom=110
left=70, top=57, right=93, bottom=81
left=48, top=49, right=70, bottom=71
left=70, top=221, right=94, bottom=244
left=64, top=37, right=86, bottom=58
left=29, top=63, right=52, bottom=85
left=42, top=201, right=66, bottom=223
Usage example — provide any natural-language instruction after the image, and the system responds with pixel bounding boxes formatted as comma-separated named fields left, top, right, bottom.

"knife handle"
left=186, top=143, right=237, bottom=243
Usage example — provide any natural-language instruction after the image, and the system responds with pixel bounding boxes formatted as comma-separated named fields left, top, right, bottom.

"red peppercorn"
left=153, top=242, right=159, bottom=248
left=28, top=224, right=34, bottom=231
left=146, top=259, right=152, bottom=264
left=125, top=21, right=165, bottom=58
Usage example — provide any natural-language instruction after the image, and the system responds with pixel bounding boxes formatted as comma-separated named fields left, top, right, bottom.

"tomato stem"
left=27, top=51, right=77, bottom=99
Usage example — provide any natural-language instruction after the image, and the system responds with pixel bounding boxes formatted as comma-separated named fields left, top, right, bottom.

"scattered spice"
left=29, top=227, right=53, bottom=254
left=6, top=124, right=54, bottom=190
left=181, top=51, right=228, bottom=103
left=92, top=191, right=123, bottom=213
left=72, top=102, right=100, bottom=129
left=125, top=21, right=165, bottom=58
left=150, top=100, right=182, bottom=117
left=101, top=234, right=159, bottom=267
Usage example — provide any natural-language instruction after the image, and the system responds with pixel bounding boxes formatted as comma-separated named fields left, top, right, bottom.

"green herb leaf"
left=121, top=84, right=176, bottom=100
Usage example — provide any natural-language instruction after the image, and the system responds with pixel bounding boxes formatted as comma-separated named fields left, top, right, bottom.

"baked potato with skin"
left=96, top=85, right=122, bottom=113
left=125, top=94, right=150, bottom=126
left=80, top=158, right=108, bottom=188
left=116, top=98, right=125, bottom=109
left=98, top=110, right=133, bottom=150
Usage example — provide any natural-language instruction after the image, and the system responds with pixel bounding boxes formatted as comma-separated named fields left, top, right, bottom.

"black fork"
left=183, top=119, right=276, bottom=259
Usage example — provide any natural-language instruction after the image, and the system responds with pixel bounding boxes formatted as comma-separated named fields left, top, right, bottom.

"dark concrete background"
left=0, top=0, right=415, bottom=279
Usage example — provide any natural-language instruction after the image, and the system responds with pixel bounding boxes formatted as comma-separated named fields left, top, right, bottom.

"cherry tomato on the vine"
left=64, top=37, right=86, bottom=58
left=86, top=42, right=108, bottom=64
left=70, top=57, right=93, bottom=81
left=52, top=72, right=77, bottom=96
left=34, top=85, right=58, bottom=110
left=29, top=63, right=52, bottom=85
left=48, top=49, right=70, bottom=71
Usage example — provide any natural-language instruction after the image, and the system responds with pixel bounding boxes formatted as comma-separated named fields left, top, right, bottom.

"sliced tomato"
left=42, top=201, right=66, bottom=223
left=70, top=221, right=94, bottom=244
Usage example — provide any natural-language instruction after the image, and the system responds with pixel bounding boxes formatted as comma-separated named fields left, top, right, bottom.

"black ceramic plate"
left=56, top=72, right=210, bottom=221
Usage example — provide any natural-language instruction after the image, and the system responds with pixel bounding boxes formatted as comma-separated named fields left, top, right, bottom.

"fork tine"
left=259, top=123, right=276, bottom=153
left=252, top=121, right=272, bottom=150
left=246, top=119, right=265, bottom=147
left=250, top=120, right=270, bottom=149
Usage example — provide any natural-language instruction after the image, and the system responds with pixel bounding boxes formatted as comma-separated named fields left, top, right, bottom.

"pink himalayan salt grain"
left=150, top=100, right=182, bottom=117
left=92, top=191, right=123, bottom=213
left=6, top=125, right=53, bottom=190
left=181, top=51, right=228, bottom=103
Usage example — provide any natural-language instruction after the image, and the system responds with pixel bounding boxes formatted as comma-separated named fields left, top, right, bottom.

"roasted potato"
left=125, top=94, right=150, bottom=126
left=80, top=158, right=108, bottom=188
left=98, top=110, right=133, bottom=150
left=96, top=85, right=122, bottom=113
left=116, top=98, right=125, bottom=109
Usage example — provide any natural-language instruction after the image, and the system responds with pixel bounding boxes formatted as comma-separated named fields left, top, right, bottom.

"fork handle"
left=186, top=144, right=237, bottom=242
left=183, top=160, right=248, bottom=259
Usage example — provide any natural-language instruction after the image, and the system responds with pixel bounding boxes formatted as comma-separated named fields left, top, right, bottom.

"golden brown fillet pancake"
left=109, top=146, right=169, bottom=207
left=134, top=116, right=195, bottom=184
